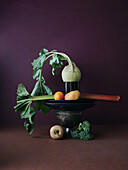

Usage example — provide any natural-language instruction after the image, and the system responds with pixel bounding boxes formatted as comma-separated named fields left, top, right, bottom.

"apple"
left=50, top=125, right=64, bottom=139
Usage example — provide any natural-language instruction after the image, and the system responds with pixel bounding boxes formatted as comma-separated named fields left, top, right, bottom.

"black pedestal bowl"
left=45, top=99, right=95, bottom=136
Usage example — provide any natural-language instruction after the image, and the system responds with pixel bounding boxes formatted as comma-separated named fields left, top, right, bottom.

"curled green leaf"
left=49, top=55, right=64, bottom=75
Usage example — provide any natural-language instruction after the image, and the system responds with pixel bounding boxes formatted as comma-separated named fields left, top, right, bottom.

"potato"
left=64, top=90, right=80, bottom=100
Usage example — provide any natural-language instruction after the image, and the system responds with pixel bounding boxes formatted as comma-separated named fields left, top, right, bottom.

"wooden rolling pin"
left=80, top=94, right=120, bottom=101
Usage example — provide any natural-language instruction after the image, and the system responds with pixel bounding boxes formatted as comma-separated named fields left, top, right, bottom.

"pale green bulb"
left=61, top=62, right=81, bottom=82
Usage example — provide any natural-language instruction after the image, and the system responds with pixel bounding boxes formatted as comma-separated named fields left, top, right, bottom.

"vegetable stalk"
left=31, top=95, right=54, bottom=101
left=80, top=94, right=120, bottom=101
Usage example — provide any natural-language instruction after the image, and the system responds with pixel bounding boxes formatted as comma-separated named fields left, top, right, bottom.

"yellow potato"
left=64, top=90, right=80, bottom=100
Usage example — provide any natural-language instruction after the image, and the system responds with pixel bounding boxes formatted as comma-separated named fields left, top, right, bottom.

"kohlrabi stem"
left=39, top=53, right=54, bottom=84
left=17, top=99, right=31, bottom=103
left=31, top=95, right=54, bottom=101
left=16, top=95, right=54, bottom=105
left=39, top=51, right=74, bottom=83
left=53, top=52, right=74, bottom=71
left=45, top=51, right=72, bottom=65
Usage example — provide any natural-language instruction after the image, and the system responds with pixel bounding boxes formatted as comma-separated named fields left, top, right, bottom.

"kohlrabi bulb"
left=61, top=62, right=81, bottom=82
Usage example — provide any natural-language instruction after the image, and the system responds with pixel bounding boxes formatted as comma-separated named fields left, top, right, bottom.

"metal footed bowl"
left=45, top=99, right=95, bottom=133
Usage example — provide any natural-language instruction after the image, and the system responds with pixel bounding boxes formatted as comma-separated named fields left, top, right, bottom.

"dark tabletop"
left=0, top=124, right=128, bottom=170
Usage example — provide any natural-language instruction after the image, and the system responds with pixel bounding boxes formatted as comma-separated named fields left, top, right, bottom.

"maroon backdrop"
left=0, top=0, right=128, bottom=125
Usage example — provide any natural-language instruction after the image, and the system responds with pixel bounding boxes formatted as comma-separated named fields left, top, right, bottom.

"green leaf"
left=33, top=68, right=40, bottom=80
left=32, top=49, right=49, bottom=80
left=14, top=84, right=31, bottom=112
left=33, top=100, right=51, bottom=114
left=20, top=104, right=35, bottom=124
left=40, top=102, right=51, bottom=114
left=20, top=104, right=31, bottom=118
left=32, top=55, right=46, bottom=70
left=52, top=69, right=57, bottom=75
left=31, top=77, right=51, bottom=96
left=31, top=81, right=42, bottom=96
left=14, top=100, right=30, bottom=112
left=39, top=48, right=49, bottom=55
left=17, top=84, right=29, bottom=98
left=42, top=83, right=52, bottom=95
left=31, top=77, right=52, bottom=114
left=24, top=119, right=34, bottom=136
left=14, top=84, right=36, bottom=135
left=51, top=49, right=57, bottom=52
left=33, top=101, right=40, bottom=111
left=17, top=95, right=30, bottom=102
left=49, top=55, right=64, bottom=75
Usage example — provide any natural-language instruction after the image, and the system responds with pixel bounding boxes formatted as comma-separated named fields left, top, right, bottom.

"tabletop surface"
left=1, top=124, right=128, bottom=170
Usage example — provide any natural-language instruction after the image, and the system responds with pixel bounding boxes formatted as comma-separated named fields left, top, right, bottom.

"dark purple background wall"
left=0, top=0, right=128, bottom=125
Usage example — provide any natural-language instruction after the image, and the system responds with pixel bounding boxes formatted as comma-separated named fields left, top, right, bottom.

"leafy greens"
left=14, top=84, right=35, bottom=135
left=14, top=48, right=73, bottom=135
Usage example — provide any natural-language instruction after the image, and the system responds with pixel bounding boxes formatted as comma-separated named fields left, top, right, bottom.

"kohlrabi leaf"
left=51, top=49, right=57, bottom=52
left=31, top=76, right=52, bottom=113
left=32, top=55, right=46, bottom=70
left=39, top=48, right=49, bottom=55
left=32, top=49, right=49, bottom=80
left=31, top=48, right=48, bottom=80
left=39, top=102, right=51, bottom=114
left=14, top=84, right=36, bottom=135
left=17, top=84, right=30, bottom=98
left=49, top=54, right=64, bottom=75
left=24, top=119, right=34, bottom=136
left=31, top=55, right=46, bottom=80
left=33, top=68, right=41, bottom=80
left=15, top=84, right=31, bottom=109
left=20, top=105, right=35, bottom=124
left=31, top=76, right=51, bottom=96
left=14, top=100, right=30, bottom=112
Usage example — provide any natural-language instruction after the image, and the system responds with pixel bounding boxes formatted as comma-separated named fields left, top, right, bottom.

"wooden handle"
left=80, top=94, right=120, bottom=101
